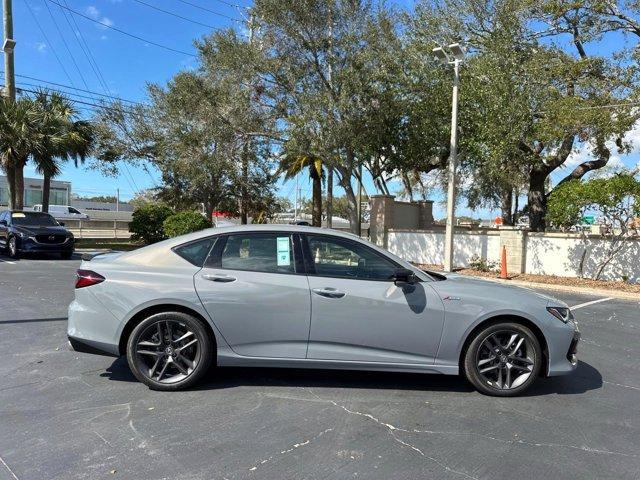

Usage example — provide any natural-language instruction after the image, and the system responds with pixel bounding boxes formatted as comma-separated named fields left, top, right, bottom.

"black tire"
left=463, top=322, right=542, bottom=397
left=126, top=311, right=214, bottom=391
left=7, top=236, right=19, bottom=259
left=61, top=251, right=74, bottom=260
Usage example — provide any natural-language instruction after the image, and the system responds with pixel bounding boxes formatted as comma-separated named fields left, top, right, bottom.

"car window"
left=11, top=212, right=59, bottom=226
left=306, top=235, right=397, bottom=281
left=218, top=233, right=295, bottom=274
left=173, top=237, right=216, bottom=266
left=69, top=207, right=81, bottom=214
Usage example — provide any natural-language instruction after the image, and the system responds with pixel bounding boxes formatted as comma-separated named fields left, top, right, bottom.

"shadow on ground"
left=101, top=357, right=602, bottom=397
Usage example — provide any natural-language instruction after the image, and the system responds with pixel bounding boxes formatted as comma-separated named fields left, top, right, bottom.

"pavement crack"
left=307, top=389, right=478, bottom=480
left=247, top=427, right=333, bottom=472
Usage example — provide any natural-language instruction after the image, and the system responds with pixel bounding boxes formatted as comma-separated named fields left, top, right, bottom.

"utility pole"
left=325, top=3, right=333, bottom=229
left=3, top=0, right=16, bottom=101
left=433, top=43, right=465, bottom=273
left=443, top=58, right=460, bottom=272
left=240, top=14, right=255, bottom=225
left=116, top=188, right=120, bottom=212
left=356, top=164, right=362, bottom=237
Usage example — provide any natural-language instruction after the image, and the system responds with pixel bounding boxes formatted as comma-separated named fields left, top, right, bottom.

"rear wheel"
left=61, top=251, right=73, bottom=260
left=464, top=322, right=542, bottom=396
left=126, top=311, right=213, bottom=391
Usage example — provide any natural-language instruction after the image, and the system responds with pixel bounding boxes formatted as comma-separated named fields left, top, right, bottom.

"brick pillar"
left=499, top=227, right=525, bottom=274
left=417, top=200, right=434, bottom=229
left=368, top=195, right=395, bottom=248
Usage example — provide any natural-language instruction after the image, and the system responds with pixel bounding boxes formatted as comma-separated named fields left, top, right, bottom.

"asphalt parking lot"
left=1, top=254, right=639, bottom=480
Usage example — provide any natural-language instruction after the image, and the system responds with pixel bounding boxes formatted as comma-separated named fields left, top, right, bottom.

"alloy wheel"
left=134, top=320, right=201, bottom=384
left=8, top=238, right=17, bottom=257
left=475, top=330, right=535, bottom=390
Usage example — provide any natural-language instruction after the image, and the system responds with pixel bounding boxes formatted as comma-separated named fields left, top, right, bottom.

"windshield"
left=11, top=212, right=59, bottom=227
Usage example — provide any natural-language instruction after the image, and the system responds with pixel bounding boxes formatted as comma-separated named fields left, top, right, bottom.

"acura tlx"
left=68, top=225, right=580, bottom=396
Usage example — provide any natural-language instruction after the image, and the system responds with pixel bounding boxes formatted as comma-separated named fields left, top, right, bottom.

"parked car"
left=33, top=204, right=90, bottom=221
left=0, top=210, right=75, bottom=259
left=68, top=225, right=579, bottom=396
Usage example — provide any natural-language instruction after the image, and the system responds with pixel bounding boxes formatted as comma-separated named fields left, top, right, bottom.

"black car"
left=0, top=210, right=75, bottom=259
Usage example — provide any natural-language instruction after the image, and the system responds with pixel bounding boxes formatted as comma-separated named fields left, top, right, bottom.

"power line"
left=40, top=0, right=93, bottom=95
left=59, top=0, right=113, bottom=96
left=44, top=0, right=197, bottom=57
left=23, top=0, right=77, bottom=87
left=132, top=0, right=237, bottom=26
left=0, top=70, right=145, bottom=106
left=173, top=0, right=243, bottom=21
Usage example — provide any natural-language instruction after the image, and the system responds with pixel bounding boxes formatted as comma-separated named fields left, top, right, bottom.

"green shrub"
left=163, top=211, right=211, bottom=238
left=130, top=204, right=175, bottom=244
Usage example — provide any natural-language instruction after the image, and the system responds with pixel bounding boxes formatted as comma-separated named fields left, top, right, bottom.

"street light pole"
left=443, top=58, right=460, bottom=272
left=433, top=43, right=465, bottom=273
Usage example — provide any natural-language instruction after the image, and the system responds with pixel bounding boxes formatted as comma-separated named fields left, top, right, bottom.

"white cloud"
left=100, top=35, right=108, bottom=40
left=85, top=5, right=100, bottom=18
left=35, top=42, right=47, bottom=53
left=85, top=5, right=113, bottom=28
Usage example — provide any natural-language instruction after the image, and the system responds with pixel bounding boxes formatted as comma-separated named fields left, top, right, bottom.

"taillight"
left=75, top=269, right=105, bottom=289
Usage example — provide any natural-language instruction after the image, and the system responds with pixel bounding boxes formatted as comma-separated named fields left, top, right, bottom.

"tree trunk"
left=42, top=172, right=52, bottom=213
left=6, top=163, right=16, bottom=210
left=14, top=162, right=24, bottom=210
left=326, top=167, right=333, bottom=228
left=310, top=165, right=322, bottom=227
left=512, top=189, right=519, bottom=224
left=335, top=163, right=358, bottom=233
left=500, top=188, right=513, bottom=226
left=528, top=167, right=548, bottom=232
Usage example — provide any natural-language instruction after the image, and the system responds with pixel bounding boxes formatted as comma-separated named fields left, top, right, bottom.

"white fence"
left=388, top=229, right=640, bottom=282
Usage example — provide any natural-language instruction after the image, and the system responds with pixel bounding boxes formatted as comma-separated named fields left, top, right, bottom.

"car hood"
left=430, top=273, right=567, bottom=308
left=13, top=225, right=70, bottom=236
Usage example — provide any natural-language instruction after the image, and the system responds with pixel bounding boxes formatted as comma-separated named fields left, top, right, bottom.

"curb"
left=479, top=277, right=640, bottom=301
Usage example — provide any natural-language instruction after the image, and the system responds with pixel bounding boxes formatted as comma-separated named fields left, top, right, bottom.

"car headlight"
left=547, top=306, right=573, bottom=323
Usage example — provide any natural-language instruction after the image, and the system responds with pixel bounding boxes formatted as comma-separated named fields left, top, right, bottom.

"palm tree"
left=31, top=91, right=94, bottom=212
left=278, top=154, right=323, bottom=227
left=0, top=97, right=39, bottom=210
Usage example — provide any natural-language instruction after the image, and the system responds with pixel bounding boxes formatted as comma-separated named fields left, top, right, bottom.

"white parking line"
left=571, top=297, right=614, bottom=310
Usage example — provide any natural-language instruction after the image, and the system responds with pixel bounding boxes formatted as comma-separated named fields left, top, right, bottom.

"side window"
left=307, top=235, right=397, bottom=281
left=69, top=207, right=81, bottom=214
left=173, top=237, right=216, bottom=266
left=219, top=233, right=295, bottom=274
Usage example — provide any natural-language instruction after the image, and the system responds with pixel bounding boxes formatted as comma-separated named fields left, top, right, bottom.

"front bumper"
left=18, top=236, right=74, bottom=253
left=567, top=330, right=581, bottom=366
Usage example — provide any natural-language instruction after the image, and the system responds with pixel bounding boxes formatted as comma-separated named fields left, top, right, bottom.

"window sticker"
left=276, top=237, right=291, bottom=266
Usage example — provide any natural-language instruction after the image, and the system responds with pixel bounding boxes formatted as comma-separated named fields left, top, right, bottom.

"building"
left=0, top=175, right=71, bottom=209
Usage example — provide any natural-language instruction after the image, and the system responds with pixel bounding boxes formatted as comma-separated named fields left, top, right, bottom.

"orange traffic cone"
left=500, top=245, right=508, bottom=279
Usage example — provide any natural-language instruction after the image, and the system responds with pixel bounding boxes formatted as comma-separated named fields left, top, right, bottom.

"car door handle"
left=202, top=273, right=237, bottom=283
left=312, top=287, right=346, bottom=299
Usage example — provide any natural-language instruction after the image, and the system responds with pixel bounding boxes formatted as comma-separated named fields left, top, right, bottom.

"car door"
left=194, top=231, right=311, bottom=359
left=303, top=233, right=445, bottom=364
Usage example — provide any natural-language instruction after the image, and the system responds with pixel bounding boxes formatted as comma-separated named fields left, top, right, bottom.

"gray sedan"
left=68, top=225, right=580, bottom=396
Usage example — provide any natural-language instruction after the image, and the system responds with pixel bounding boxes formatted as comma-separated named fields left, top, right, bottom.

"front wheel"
left=464, top=322, right=542, bottom=396
left=7, top=236, right=19, bottom=259
left=126, top=311, right=214, bottom=391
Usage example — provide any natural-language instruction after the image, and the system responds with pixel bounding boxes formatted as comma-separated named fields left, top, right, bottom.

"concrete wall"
left=369, top=195, right=434, bottom=247
left=389, top=229, right=501, bottom=267
left=388, top=228, right=640, bottom=282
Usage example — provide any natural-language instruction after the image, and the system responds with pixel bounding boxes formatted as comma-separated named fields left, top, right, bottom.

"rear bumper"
left=68, top=336, right=119, bottom=357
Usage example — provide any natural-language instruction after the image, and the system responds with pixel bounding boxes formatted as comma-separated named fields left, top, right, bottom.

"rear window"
left=173, top=237, right=216, bottom=266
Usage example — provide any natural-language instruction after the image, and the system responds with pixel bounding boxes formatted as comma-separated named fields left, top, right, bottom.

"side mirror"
left=392, top=268, right=416, bottom=285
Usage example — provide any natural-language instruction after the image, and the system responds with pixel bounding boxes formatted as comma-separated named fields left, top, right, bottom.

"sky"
left=5, top=0, right=640, bottom=219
